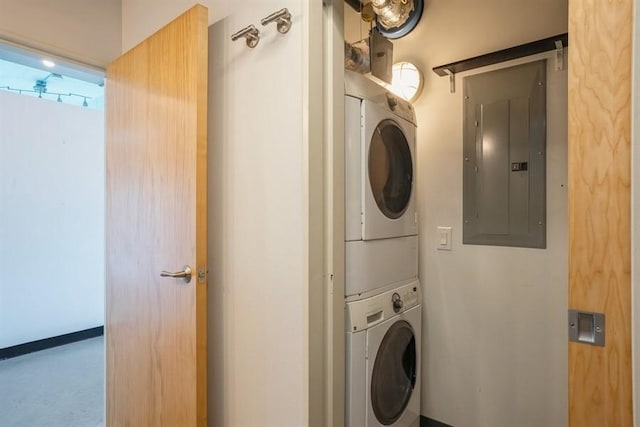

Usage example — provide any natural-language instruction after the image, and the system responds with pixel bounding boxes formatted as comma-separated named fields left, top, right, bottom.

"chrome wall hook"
left=261, top=8, right=292, bottom=34
left=231, top=25, right=260, bottom=48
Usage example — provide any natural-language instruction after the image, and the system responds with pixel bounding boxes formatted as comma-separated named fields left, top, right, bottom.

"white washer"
left=345, top=71, right=418, bottom=297
left=346, top=280, right=421, bottom=427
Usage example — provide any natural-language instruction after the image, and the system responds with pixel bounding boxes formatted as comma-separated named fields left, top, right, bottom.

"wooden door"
left=105, top=5, right=208, bottom=426
left=568, top=0, right=632, bottom=425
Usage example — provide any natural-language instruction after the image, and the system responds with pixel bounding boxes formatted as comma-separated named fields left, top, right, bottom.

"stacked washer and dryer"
left=344, top=70, right=421, bottom=427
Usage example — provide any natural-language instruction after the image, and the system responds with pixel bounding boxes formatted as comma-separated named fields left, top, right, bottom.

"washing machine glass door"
left=368, top=119, right=413, bottom=220
left=371, top=320, right=417, bottom=425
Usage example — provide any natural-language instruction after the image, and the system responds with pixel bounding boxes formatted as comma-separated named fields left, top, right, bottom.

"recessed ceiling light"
left=42, top=59, right=55, bottom=68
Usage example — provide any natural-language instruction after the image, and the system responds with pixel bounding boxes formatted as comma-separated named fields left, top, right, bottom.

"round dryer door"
left=368, top=119, right=413, bottom=219
left=370, top=320, right=417, bottom=425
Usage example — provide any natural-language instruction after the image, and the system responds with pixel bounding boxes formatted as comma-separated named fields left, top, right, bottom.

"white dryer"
left=346, top=280, right=421, bottom=427
left=345, top=71, right=418, bottom=297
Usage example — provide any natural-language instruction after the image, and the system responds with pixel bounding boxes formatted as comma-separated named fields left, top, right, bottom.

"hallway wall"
left=0, top=90, right=105, bottom=348
left=0, top=0, right=121, bottom=67
left=121, top=0, right=233, bottom=52
left=346, top=2, right=568, bottom=425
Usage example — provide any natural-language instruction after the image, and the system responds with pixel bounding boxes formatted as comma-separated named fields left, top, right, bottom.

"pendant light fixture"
left=374, top=0, right=424, bottom=39
left=345, top=0, right=424, bottom=39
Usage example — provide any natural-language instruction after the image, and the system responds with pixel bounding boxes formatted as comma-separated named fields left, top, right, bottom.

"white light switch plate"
left=437, top=226, right=452, bottom=251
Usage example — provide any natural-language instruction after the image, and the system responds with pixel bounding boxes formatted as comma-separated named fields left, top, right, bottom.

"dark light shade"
left=376, top=0, right=424, bottom=39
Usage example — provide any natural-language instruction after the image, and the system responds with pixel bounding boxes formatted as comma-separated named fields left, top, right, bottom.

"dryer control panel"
left=386, top=93, right=415, bottom=124
left=345, top=280, right=421, bottom=332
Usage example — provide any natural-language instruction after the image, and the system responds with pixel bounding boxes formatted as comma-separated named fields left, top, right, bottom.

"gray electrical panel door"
left=463, top=60, right=546, bottom=248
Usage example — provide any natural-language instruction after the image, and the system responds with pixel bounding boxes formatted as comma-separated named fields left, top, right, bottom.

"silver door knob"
left=160, top=265, right=192, bottom=283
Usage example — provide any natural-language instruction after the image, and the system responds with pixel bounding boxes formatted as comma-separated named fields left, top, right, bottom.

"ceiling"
left=0, top=41, right=104, bottom=110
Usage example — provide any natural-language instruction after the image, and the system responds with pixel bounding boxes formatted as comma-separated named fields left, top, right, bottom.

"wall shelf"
left=433, top=33, right=568, bottom=76
left=432, top=33, right=568, bottom=92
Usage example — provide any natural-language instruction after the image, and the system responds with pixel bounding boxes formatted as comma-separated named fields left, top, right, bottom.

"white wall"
left=121, top=0, right=233, bottom=52
left=0, top=91, right=105, bottom=348
left=0, top=0, right=121, bottom=67
left=348, top=2, right=568, bottom=425
left=206, top=2, right=309, bottom=425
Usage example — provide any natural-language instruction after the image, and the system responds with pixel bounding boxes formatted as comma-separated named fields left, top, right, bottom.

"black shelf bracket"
left=433, top=33, right=568, bottom=93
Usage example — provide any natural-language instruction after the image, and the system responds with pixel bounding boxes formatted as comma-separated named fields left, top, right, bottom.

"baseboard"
left=421, top=415, right=454, bottom=427
left=0, top=326, right=104, bottom=360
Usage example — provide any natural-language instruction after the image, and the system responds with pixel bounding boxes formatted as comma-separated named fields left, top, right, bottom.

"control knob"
left=392, top=292, right=403, bottom=313
left=387, top=94, right=398, bottom=110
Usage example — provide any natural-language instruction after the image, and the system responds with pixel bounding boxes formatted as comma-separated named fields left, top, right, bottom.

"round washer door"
left=368, top=119, right=413, bottom=219
left=370, top=319, right=417, bottom=425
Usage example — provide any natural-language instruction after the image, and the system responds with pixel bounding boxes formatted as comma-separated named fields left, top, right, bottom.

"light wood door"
left=105, top=5, right=208, bottom=426
left=568, top=0, right=632, bottom=425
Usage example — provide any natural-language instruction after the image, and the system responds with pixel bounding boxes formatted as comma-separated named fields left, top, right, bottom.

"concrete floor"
left=0, top=336, right=104, bottom=427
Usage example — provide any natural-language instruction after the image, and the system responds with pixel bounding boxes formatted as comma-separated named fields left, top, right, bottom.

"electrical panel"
left=462, top=60, right=546, bottom=248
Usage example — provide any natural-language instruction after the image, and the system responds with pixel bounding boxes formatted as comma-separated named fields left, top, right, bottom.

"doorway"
left=0, top=41, right=106, bottom=427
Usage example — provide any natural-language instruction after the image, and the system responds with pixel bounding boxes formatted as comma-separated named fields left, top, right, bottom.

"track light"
left=0, top=58, right=100, bottom=108
left=1, top=86, right=94, bottom=107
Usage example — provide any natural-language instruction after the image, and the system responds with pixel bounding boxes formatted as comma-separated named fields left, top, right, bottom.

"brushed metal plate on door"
left=568, top=309, right=605, bottom=347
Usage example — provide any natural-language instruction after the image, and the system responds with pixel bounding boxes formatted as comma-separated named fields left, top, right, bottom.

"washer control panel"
left=345, top=280, right=421, bottom=332
left=397, top=285, right=419, bottom=311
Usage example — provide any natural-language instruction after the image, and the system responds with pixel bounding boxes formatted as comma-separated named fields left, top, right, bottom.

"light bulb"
left=388, top=62, right=424, bottom=102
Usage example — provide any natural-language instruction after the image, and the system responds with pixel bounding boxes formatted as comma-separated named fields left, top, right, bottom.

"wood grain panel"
left=105, top=5, right=208, bottom=426
left=568, top=0, right=632, bottom=425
